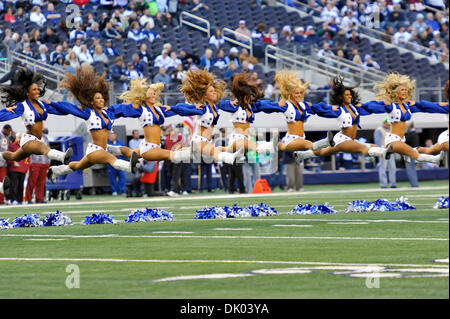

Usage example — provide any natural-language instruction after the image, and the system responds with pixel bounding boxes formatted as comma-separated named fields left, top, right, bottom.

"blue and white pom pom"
left=42, top=210, right=73, bottom=226
left=393, top=196, right=416, bottom=210
left=194, top=207, right=227, bottom=219
left=0, top=219, right=12, bottom=230
left=11, top=214, right=43, bottom=228
left=243, top=203, right=279, bottom=217
left=223, top=204, right=244, bottom=218
left=125, top=208, right=174, bottom=223
left=346, top=197, right=416, bottom=212
left=82, top=213, right=117, bottom=225
left=434, top=196, right=449, bottom=209
left=289, top=203, right=338, bottom=215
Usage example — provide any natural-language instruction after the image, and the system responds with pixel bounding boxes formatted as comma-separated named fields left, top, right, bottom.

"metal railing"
left=277, top=0, right=449, bottom=65
left=179, top=11, right=211, bottom=38
left=222, top=27, right=254, bottom=57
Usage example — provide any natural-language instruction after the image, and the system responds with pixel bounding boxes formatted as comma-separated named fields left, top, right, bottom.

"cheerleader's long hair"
left=274, top=68, right=309, bottom=102
left=59, top=63, right=109, bottom=109
left=119, top=78, right=164, bottom=106
left=374, top=73, right=415, bottom=104
left=330, top=75, right=361, bottom=106
left=0, top=67, right=47, bottom=108
left=180, top=69, right=226, bottom=104
left=230, top=73, right=263, bottom=111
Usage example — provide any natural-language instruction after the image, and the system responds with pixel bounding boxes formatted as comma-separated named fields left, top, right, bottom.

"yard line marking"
left=175, top=218, right=448, bottom=224
left=434, top=258, right=449, bottom=263
left=152, top=231, right=194, bottom=234
left=272, top=224, right=313, bottom=228
left=0, top=257, right=447, bottom=269
left=213, top=228, right=253, bottom=231
left=0, top=185, right=447, bottom=210
left=151, top=273, right=253, bottom=282
left=24, top=238, right=67, bottom=241
left=0, top=234, right=447, bottom=241
left=327, top=222, right=369, bottom=225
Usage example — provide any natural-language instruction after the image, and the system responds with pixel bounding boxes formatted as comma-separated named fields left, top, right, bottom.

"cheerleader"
left=255, top=69, right=333, bottom=152
left=105, top=78, right=195, bottom=163
left=44, top=64, right=139, bottom=182
left=215, top=73, right=278, bottom=154
left=0, top=68, right=73, bottom=196
left=178, top=69, right=245, bottom=164
left=361, top=73, right=448, bottom=164
left=294, top=75, right=393, bottom=162
left=416, top=80, right=449, bottom=154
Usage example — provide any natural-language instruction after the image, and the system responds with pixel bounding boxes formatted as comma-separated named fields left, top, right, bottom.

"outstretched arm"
left=0, top=104, right=24, bottom=121
left=306, top=102, right=341, bottom=118
left=359, top=100, right=392, bottom=114
left=42, top=101, right=91, bottom=120
left=167, top=102, right=206, bottom=117
left=217, top=99, right=238, bottom=113
left=409, top=100, right=449, bottom=114
left=253, top=99, right=286, bottom=113
left=107, top=103, right=142, bottom=119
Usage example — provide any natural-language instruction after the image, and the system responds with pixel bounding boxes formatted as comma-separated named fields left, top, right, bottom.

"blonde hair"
left=374, top=73, right=415, bottom=104
left=180, top=69, right=226, bottom=104
left=119, top=78, right=164, bottom=106
left=274, top=69, right=309, bottom=101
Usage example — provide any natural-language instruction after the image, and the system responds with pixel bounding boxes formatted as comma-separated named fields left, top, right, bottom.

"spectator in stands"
left=179, top=47, right=200, bottom=69
left=44, top=3, right=61, bottom=26
left=4, top=7, right=15, bottom=25
left=252, top=23, right=266, bottom=43
left=139, top=8, right=155, bottom=28
left=93, top=45, right=109, bottom=64
left=138, top=43, right=150, bottom=63
left=239, top=48, right=257, bottom=68
left=318, top=22, right=335, bottom=42
left=36, top=44, right=49, bottom=63
left=106, top=132, right=127, bottom=196
left=103, top=21, right=122, bottom=40
left=425, top=12, right=440, bottom=31
left=340, top=9, right=358, bottom=29
left=127, top=21, right=145, bottom=42
left=126, top=62, right=143, bottom=81
left=235, top=20, right=251, bottom=44
left=223, top=61, right=238, bottom=82
left=363, top=54, right=381, bottom=71
left=388, top=4, right=405, bottom=26
left=278, top=25, right=293, bottom=45
left=154, top=49, right=172, bottom=69
left=293, top=26, right=307, bottom=46
left=348, top=29, right=361, bottom=45
left=167, top=51, right=182, bottom=70
left=66, top=50, right=81, bottom=69
left=412, top=13, right=428, bottom=35
left=142, top=22, right=159, bottom=43
left=374, top=118, right=397, bottom=188
left=0, top=125, right=12, bottom=205
left=209, top=28, right=225, bottom=49
left=110, top=56, right=128, bottom=90
left=200, top=48, right=213, bottom=71
left=153, top=66, right=172, bottom=85
left=264, top=79, right=278, bottom=99
left=171, top=64, right=186, bottom=84
left=63, top=60, right=76, bottom=76
left=393, top=26, right=412, bottom=46
left=72, top=38, right=83, bottom=57
left=4, top=32, right=20, bottom=51
left=318, top=41, right=336, bottom=66
left=190, top=0, right=209, bottom=16
left=86, top=22, right=102, bottom=39
left=321, top=1, right=340, bottom=23
left=22, top=43, right=34, bottom=58
left=30, top=28, right=42, bottom=46
left=404, top=121, right=420, bottom=187
left=16, top=0, right=32, bottom=12
left=212, top=49, right=229, bottom=70
left=305, top=26, right=320, bottom=45
left=263, top=27, right=278, bottom=44
left=79, top=45, right=94, bottom=65
left=237, top=60, right=252, bottom=73
left=351, top=49, right=363, bottom=66
left=128, top=130, right=143, bottom=150
left=25, top=129, right=51, bottom=204
left=131, top=53, right=146, bottom=75
left=30, top=6, right=47, bottom=28
left=42, top=27, right=59, bottom=44
left=104, top=39, right=120, bottom=57
left=15, top=7, right=27, bottom=24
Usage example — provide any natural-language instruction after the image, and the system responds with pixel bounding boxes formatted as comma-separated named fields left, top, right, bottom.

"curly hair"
left=180, top=69, right=226, bottom=104
left=231, top=73, right=263, bottom=109
left=0, top=67, right=47, bottom=108
left=445, top=80, right=449, bottom=102
left=330, top=75, right=361, bottom=106
left=119, top=78, right=164, bottom=106
left=59, top=63, right=109, bottom=109
left=374, top=73, right=415, bottom=104
left=274, top=68, right=309, bottom=101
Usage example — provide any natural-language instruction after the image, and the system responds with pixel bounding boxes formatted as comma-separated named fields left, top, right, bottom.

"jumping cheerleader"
left=294, top=75, right=393, bottom=162
left=255, top=69, right=333, bottom=152
left=178, top=69, right=245, bottom=164
left=42, top=64, right=139, bottom=182
left=361, top=73, right=448, bottom=164
left=416, top=80, right=449, bottom=154
left=105, top=78, right=196, bottom=163
left=215, top=73, right=278, bottom=154
left=0, top=68, right=73, bottom=196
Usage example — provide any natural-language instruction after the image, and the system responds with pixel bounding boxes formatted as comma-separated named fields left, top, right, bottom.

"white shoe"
left=182, top=191, right=189, bottom=196
left=294, top=150, right=316, bottom=164
left=112, top=192, right=118, bottom=196
left=12, top=200, right=18, bottom=205
left=167, top=191, right=179, bottom=197
left=312, top=131, right=333, bottom=150
left=287, top=188, right=294, bottom=192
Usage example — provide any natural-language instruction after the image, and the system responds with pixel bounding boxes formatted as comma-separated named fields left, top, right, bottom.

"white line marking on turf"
left=434, top=258, right=449, bottom=263
left=272, top=224, right=313, bottom=228
left=327, top=222, right=369, bottom=225
left=0, top=234, right=446, bottom=241
left=0, top=257, right=446, bottom=268
left=0, top=185, right=446, bottom=210
left=24, top=238, right=67, bottom=241
left=213, top=228, right=253, bottom=231
left=152, top=231, right=194, bottom=234
left=151, top=273, right=253, bottom=282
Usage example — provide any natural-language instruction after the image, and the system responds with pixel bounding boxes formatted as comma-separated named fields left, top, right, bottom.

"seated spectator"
left=317, top=23, right=335, bottom=42
left=393, top=26, right=412, bottom=45
left=234, top=20, right=251, bottom=44
left=104, top=39, right=120, bottom=57
left=292, top=26, right=307, bottom=45
left=212, top=49, right=229, bottom=70
left=171, top=64, right=186, bottom=84
left=321, top=1, right=340, bottom=24
left=86, top=22, right=102, bottom=39
left=223, top=61, right=238, bottom=82
left=72, top=38, right=83, bottom=57
left=305, top=26, right=320, bottom=45
left=388, top=5, right=405, bottom=26
left=239, top=48, right=257, bottom=68
left=348, top=29, right=361, bottom=45
left=35, top=44, right=49, bottom=63
left=428, top=41, right=439, bottom=60
left=70, top=23, right=86, bottom=41
left=66, top=50, right=81, bottom=69
left=200, top=48, right=213, bottom=71
left=15, top=7, right=27, bottom=24
left=412, top=13, right=428, bottom=35
left=30, top=6, right=47, bottom=28
left=263, top=27, right=278, bottom=44
left=78, top=45, right=94, bottom=65
left=102, top=21, right=122, bottom=40
left=425, top=12, right=440, bottom=31
left=22, top=43, right=34, bottom=58
left=317, top=41, right=335, bottom=66
left=154, top=49, right=172, bottom=69
left=127, top=21, right=145, bottom=42
left=227, top=47, right=240, bottom=67
left=139, top=9, right=155, bottom=28
left=131, top=53, right=146, bottom=75
left=4, top=8, right=15, bottom=25
left=92, top=45, right=109, bottom=64
left=156, top=0, right=169, bottom=13
left=42, top=27, right=59, bottom=44
left=126, top=62, right=143, bottom=81
left=251, top=23, right=266, bottom=42
left=142, top=22, right=159, bottom=43
left=209, top=29, right=225, bottom=49
left=153, top=66, right=171, bottom=85
left=237, top=60, right=252, bottom=73
left=264, top=79, right=278, bottom=99
left=50, top=45, right=65, bottom=64
left=340, top=9, right=358, bottom=29
left=29, top=28, right=42, bottom=46
left=278, top=25, right=293, bottom=44
left=190, top=0, right=209, bottom=16
left=110, top=56, right=128, bottom=90
left=409, top=0, right=425, bottom=11
left=44, top=3, right=62, bottom=26
left=363, top=54, right=381, bottom=71
left=179, top=48, right=200, bottom=69
left=167, top=51, right=182, bottom=70
left=138, top=43, right=150, bottom=63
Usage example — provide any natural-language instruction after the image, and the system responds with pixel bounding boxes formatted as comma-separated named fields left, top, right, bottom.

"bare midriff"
left=233, top=122, right=250, bottom=136
left=287, top=121, right=304, bottom=137
left=91, top=129, right=109, bottom=149
left=143, top=124, right=162, bottom=145
left=26, top=121, right=44, bottom=139
left=391, top=122, right=406, bottom=138
left=341, top=124, right=358, bottom=139
left=196, top=125, right=215, bottom=141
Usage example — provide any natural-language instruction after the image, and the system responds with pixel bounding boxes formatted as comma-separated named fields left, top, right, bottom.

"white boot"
left=107, top=144, right=123, bottom=156
left=172, top=149, right=192, bottom=163
left=294, top=150, right=317, bottom=164
left=0, top=153, right=4, bottom=161
left=256, top=141, right=274, bottom=154
left=367, top=145, right=394, bottom=159
left=112, top=152, right=138, bottom=173
left=312, top=131, right=333, bottom=150
left=217, top=147, right=245, bottom=165
left=47, top=148, right=73, bottom=164
left=417, top=153, right=443, bottom=165
left=48, top=165, right=74, bottom=183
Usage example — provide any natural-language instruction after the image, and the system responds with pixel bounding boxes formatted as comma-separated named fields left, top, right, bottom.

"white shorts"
left=438, top=130, right=449, bottom=145
left=333, top=132, right=353, bottom=147
left=86, top=143, right=105, bottom=156
left=191, top=134, right=211, bottom=144
left=281, top=133, right=305, bottom=146
left=384, top=133, right=405, bottom=146
left=139, top=140, right=160, bottom=155
left=228, top=133, right=248, bottom=145
left=19, top=133, right=40, bottom=148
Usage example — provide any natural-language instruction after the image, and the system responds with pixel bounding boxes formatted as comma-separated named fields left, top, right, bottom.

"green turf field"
left=0, top=181, right=448, bottom=299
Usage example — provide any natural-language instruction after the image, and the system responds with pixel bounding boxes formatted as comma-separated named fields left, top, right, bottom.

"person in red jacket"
left=6, top=133, right=30, bottom=205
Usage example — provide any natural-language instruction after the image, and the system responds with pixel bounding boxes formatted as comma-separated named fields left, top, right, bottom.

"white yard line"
left=0, top=257, right=446, bottom=269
